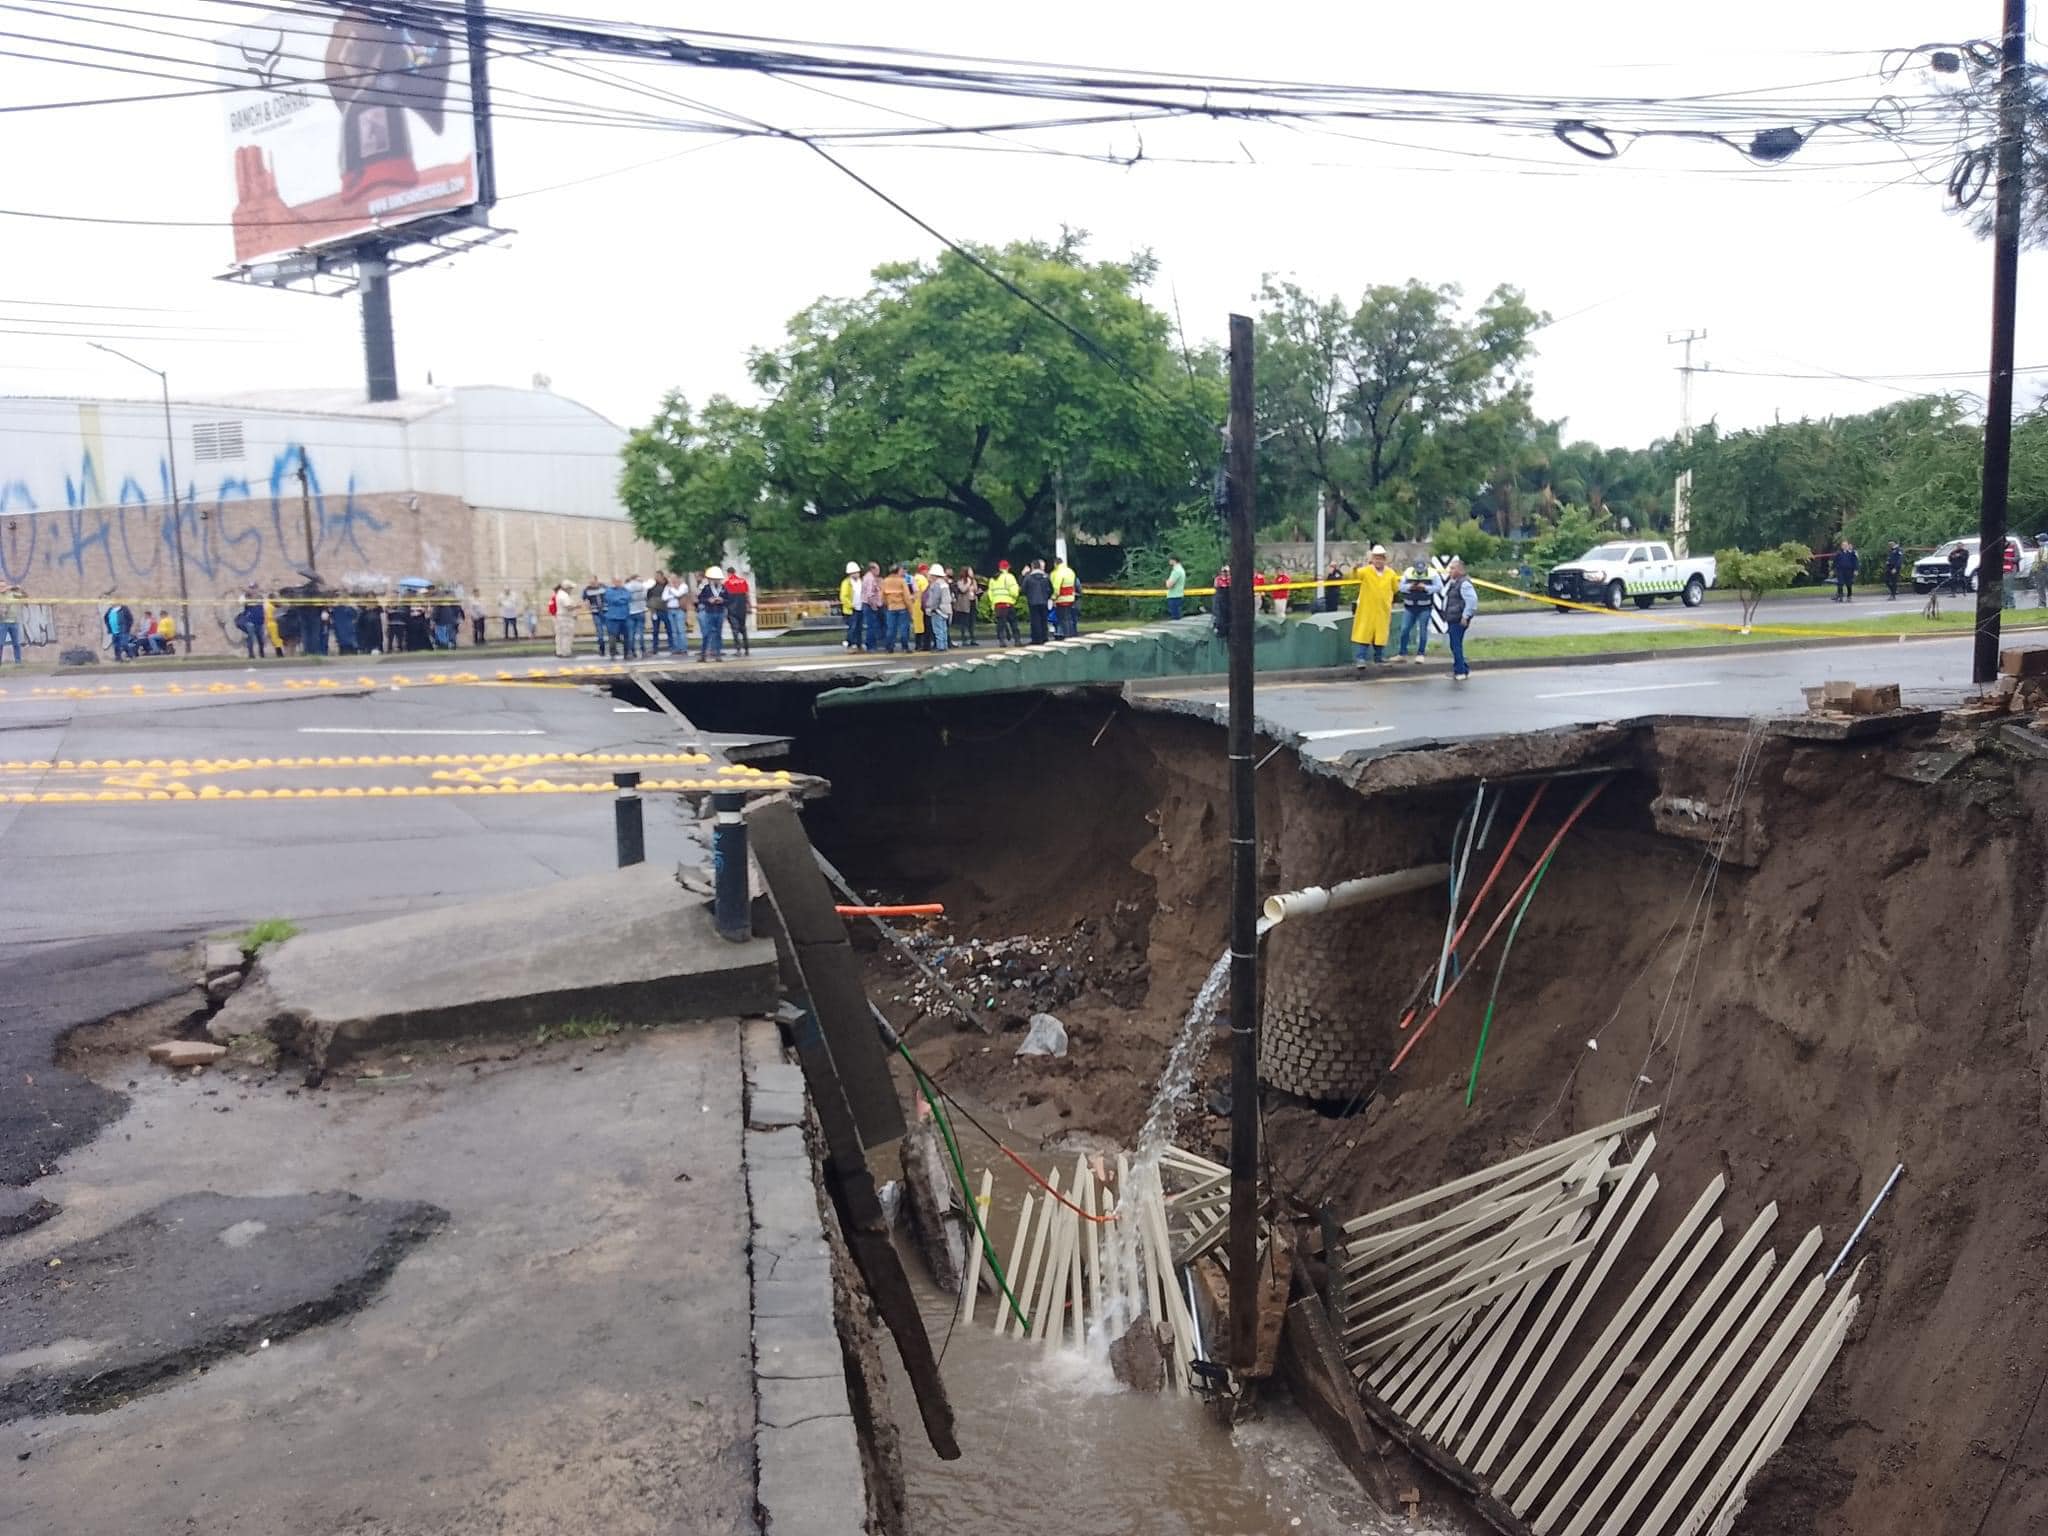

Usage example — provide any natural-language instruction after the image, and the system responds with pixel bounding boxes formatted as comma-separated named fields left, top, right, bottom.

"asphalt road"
left=1129, top=631, right=2042, bottom=762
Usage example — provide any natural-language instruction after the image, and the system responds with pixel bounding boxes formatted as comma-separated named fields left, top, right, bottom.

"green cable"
left=897, top=1041, right=1033, bottom=1335
left=1466, top=850, right=1556, bottom=1108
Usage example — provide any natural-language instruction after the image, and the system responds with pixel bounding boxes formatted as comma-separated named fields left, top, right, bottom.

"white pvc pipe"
left=1260, top=863, right=1453, bottom=928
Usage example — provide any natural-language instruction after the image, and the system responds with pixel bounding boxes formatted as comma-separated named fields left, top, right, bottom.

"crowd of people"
left=563, top=568, right=756, bottom=663
left=835, top=557, right=1079, bottom=652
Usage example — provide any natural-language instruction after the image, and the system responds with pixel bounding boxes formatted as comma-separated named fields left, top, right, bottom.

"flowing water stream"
left=891, top=1151, right=1433, bottom=1536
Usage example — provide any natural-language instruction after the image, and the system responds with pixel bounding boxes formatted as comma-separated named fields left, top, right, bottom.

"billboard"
left=222, top=10, right=480, bottom=266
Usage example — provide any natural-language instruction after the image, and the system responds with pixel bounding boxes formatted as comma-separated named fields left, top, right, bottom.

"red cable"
left=1400, top=782, right=1548, bottom=1029
left=1389, top=778, right=1610, bottom=1074
left=1000, top=1143, right=1116, bottom=1223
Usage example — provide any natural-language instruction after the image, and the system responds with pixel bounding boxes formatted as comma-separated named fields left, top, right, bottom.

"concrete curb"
left=741, top=1018, right=869, bottom=1536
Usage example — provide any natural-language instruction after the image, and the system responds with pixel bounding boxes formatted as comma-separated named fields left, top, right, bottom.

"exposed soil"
left=791, top=695, right=2048, bottom=1536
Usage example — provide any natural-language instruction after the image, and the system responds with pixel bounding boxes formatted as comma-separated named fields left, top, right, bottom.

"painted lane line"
left=1299, top=726, right=1398, bottom=741
left=1532, top=681, right=1725, bottom=702
left=296, top=727, right=548, bottom=736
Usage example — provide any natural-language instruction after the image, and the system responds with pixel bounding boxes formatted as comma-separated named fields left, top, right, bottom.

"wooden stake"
left=960, top=1168, right=992, bottom=1327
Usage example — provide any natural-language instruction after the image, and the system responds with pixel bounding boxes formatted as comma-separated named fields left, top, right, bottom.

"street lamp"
left=88, top=342, right=192, bottom=655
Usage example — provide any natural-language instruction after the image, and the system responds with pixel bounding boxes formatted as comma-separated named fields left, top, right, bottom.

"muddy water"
left=887, top=1146, right=1438, bottom=1536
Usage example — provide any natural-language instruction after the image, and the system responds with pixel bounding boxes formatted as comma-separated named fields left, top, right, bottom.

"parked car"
left=1546, top=541, right=1718, bottom=611
left=1910, top=536, right=2039, bottom=594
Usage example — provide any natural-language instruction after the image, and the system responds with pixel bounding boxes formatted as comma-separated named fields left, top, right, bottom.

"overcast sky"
left=3, top=0, right=2038, bottom=451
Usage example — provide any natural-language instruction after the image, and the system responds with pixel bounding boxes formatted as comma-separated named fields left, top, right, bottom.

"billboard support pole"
left=360, top=251, right=399, bottom=403
left=467, top=0, right=498, bottom=209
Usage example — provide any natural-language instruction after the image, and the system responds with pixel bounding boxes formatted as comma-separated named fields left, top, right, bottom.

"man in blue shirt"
left=601, top=576, right=633, bottom=658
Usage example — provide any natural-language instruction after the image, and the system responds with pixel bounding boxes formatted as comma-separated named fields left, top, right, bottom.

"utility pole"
left=1224, top=313, right=1261, bottom=1371
left=1975, top=0, right=2027, bottom=684
left=1667, top=329, right=1706, bottom=557
left=295, top=450, right=319, bottom=576
left=90, top=342, right=191, bottom=654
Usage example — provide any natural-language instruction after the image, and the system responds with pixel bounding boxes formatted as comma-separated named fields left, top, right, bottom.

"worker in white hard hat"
left=696, top=566, right=727, bottom=662
left=923, top=562, right=955, bottom=650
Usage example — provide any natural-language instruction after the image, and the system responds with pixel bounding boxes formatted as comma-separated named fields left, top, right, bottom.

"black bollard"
left=711, top=790, right=750, bottom=941
left=614, top=770, right=645, bottom=867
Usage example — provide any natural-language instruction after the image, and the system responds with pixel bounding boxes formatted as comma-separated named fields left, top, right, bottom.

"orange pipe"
left=1389, top=778, right=1608, bottom=1074
left=835, top=903, right=944, bottom=917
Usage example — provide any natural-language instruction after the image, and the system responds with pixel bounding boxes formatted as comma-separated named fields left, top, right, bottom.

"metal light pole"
left=1974, top=0, right=2027, bottom=684
left=90, top=342, right=191, bottom=654
left=1224, top=313, right=1261, bottom=1371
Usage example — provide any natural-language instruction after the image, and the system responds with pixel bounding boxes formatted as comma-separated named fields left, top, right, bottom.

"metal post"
left=91, top=345, right=191, bottom=653
left=613, top=770, right=644, bottom=867
left=465, top=0, right=498, bottom=209
left=295, top=449, right=318, bottom=576
left=360, top=252, right=399, bottom=404
left=158, top=369, right=192, bottom=654
left=1224, top=312, right=1261, bottom=1371
left=1976, top=0, right=2027, bottom=684
left=711, top=789, right=750, bottom=941
left=1667, top=329, right=1704, bottom=558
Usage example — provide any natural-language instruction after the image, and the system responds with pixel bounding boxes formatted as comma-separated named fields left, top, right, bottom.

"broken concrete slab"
left=2002, top=646, right=2048, bottom=678
left=204, top=970, right=244, bottom=1001
left=202, top=941, right=244, bottom=977
left=0, top=1191, right=445, bottom=1421
left=208, top=863, right=779, bottom=1064
left=757, top=1416, right=867, bottom=1536
left=145, top=1040, right=228, bottom=1069
left=0, top=1187, right=59, bottom=1238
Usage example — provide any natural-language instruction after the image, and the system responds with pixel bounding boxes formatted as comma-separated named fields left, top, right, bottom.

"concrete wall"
left=1, top=491, right=660, bottom=658
left=0, top=388, right=659, bottom=657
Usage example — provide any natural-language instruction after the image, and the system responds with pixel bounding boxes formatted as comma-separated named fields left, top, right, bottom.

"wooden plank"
left=1701, top=1289, right=1862, bottom=1536
left=1560, top=1242, right=1792, bottom=1536
left=1279, top=1289, right=1403, bottom=1513
left=1465, top=1154, right=1661, bottom=1474
left=1014, top=1171, right=1056, bottom=1341
left=1348, top=1225, right=1581, bottom=1344
left=998, top=1191, right=1035, bottom=1336
left=1410, top=1199, right=1595, bottom=1436
left=1605, top=1229, right=1825, bottom=1536
left=1499, top=1216, right=1724, bottom=1515
left=1340, top=1110, right=1658, bottom=1237
left=1431, top=1197, right=1597, bottom=1447
left=745, top=798, right=906, bottom=1150
left=1037, top=1176, right=1075, bottom=1353
left=1344, top=1151, right=1602, bottom=1272
left=960, top=1167, right=993, bottom=1326
left=1350, top=1188, right=1599, bottom=1318
left=1362, top=1236, right=1592, bottom=1358
left=1491, top=1176, right=1724, bottom=1503
left=1529, top=1203, right=1781, bottom=1534
left=1347, top=1167, right=1586, bottom=1282
left=1676, top=1263, right=1864, bottom=1536
left=1081, top=1165, right=1103, bottom=1344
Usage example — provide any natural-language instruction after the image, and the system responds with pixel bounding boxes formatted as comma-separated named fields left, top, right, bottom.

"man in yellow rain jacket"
left=909, top=564, right=929, bottom=648
left=987, top=560, right=1022, bottom=645
left=1350, top=544, right=1400, bottom=666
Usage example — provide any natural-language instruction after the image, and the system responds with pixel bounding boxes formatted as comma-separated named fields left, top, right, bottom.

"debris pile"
left=879, top=920, right=1147, bottom=1034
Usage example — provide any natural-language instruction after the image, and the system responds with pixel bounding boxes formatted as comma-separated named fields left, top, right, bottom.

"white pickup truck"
left=1546, top=540, right=1718, bottom=611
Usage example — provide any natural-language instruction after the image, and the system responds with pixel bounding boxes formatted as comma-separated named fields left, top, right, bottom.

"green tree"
left=1254, top=277, right=1548, bottom=540
left=1429, top=514, right=1500, bottom=565
left=1716, top=542, right=1811, bottom=627
left=1529, top=504, right=1616, bottom=570
left=620, top=237, right=1221, bottom=585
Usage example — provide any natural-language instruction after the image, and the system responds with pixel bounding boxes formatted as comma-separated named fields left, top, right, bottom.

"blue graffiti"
left=3, top=443, right=387, bottom=588
left=0, top=482, right=36, bottom=585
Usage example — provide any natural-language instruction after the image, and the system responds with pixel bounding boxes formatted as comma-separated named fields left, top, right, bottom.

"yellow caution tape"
left=2, top=775, right=794, bottom=806
left=0, top=750, right=734, bottom=774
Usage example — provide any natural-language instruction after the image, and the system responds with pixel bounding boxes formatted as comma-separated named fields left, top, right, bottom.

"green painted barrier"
left=814, top=613, right=1353, bottom=709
